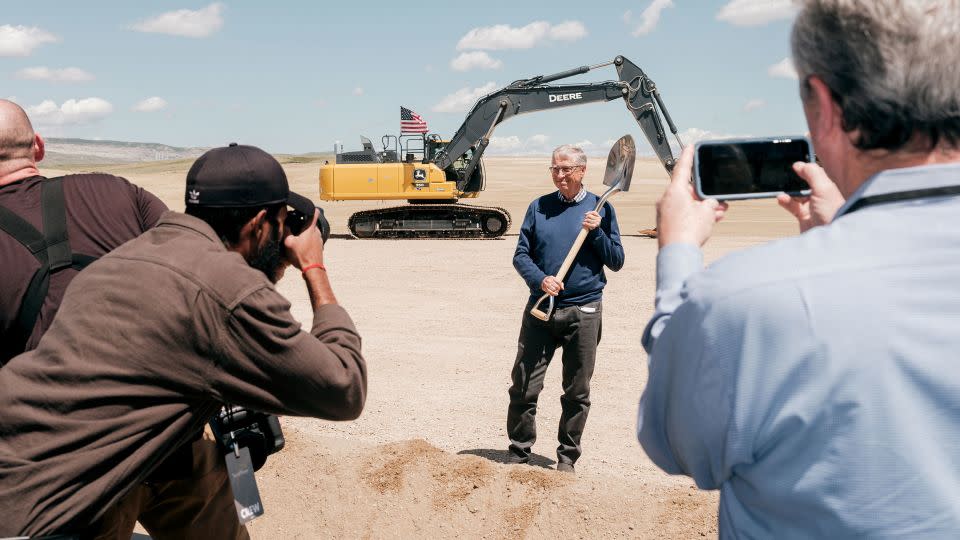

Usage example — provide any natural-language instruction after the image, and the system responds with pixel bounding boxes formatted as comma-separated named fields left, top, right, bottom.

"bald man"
left=0, top=100, right=247, bottom=539
left=0, top=99, right=168, bottom=363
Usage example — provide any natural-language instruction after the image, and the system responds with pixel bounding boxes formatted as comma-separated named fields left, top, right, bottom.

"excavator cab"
left=336, top=136, right=383, bottom=164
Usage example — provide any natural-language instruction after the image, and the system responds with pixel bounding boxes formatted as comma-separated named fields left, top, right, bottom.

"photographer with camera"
left=637, top=0, right=960, bottom=536
left=0, top=143, right=367, bottom=538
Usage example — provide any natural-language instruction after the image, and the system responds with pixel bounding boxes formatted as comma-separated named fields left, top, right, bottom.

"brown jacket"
left=0, top=211, right=367, bottom=536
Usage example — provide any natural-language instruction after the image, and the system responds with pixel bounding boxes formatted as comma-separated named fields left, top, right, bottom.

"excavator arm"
left=433, top=55, right=682, bottom=190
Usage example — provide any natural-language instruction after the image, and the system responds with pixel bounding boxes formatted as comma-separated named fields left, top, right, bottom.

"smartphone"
left=694, top=136, right=814, bottom=201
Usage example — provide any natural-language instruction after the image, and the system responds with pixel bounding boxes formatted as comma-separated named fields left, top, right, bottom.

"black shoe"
left=556, top=462, right=575, bottom=474
left=507, top=453, right=530, bottom=465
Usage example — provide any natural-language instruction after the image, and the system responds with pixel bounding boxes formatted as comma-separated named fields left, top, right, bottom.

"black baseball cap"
left=185, top=143, right=313, bottom=216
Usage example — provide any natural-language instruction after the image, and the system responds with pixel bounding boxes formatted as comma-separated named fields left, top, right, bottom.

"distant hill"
left=43, top=138, right=208, bottom=167
left=41, top=138, right=333, bottom=168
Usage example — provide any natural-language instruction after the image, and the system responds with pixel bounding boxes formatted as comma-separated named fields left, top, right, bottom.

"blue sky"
left=2, top=1, right=805, bottom=156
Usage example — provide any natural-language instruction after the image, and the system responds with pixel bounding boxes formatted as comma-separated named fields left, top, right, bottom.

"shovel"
left=529, top=134, right=636, bottom=322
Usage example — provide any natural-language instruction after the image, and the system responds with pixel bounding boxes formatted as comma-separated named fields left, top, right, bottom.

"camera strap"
left=843, top=184, right=960, bottom=214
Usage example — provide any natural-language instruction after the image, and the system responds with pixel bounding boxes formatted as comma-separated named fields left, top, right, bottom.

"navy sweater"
left=513, top=191, right=624, bottom=307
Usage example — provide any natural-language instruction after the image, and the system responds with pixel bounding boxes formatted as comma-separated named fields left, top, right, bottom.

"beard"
left=248, top=223, right=284, bottom=283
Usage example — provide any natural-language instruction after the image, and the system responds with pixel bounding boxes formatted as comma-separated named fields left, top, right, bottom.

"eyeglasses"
left=548, top=165, right=583, bottom=175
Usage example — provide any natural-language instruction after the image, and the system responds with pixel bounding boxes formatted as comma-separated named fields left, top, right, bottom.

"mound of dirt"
left=247, top=428, right=717, bottom=539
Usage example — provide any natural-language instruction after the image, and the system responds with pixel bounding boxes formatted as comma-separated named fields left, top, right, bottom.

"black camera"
left=285, top=205, right=331, bottom=243
left=210, top=406, right=285, bottom=471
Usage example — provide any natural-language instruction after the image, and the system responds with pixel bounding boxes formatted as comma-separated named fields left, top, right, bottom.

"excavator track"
left=348, top=203, right=511, bottom=239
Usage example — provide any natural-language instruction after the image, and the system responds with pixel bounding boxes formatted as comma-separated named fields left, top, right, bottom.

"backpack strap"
left=41, top=177, right=72, bottom=271
left=0, top=177, right=97, bottom=363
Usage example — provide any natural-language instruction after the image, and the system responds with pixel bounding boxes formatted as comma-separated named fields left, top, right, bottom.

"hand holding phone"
left=656, top=146, right=728, bottom=248
left=694, top=137, right=814, bottom=201
left=777, top=160, right=846, bottom=232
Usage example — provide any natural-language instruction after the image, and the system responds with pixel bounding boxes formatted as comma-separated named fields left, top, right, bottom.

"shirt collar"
left=836, top=162, right=960, bottom=217
left=557, top=185, right=587, bottom=203
left=156, top=210, right=227, bottom=247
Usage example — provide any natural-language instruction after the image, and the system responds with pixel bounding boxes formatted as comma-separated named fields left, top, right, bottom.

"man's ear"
left=33, top=133, right=45, bottom=163
left=232, top=209, right=269, bottom=258
left=805, top=76, right=843, bottom=141
left=250, top=209, right=268, bottom=240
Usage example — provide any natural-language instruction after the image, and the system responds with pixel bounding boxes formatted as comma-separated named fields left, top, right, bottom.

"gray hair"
left=791, top=0, right=960, bottom=150
left=552, top=144, right=587, bottom=165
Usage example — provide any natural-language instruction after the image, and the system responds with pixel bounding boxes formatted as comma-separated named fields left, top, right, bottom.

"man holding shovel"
left=507, top=143, right=624, bottom=474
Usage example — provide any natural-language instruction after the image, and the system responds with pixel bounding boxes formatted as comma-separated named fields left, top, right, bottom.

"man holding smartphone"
left=638, top=0, right=960, bottom=537
left=0, top=144, right=367, bottom=538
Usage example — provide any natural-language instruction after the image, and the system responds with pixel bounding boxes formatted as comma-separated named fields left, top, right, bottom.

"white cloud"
left=622, top=10, right=633, bottom=24
left=487, top=134, right=622, bottom=156
left=26, top=98, right=113, bottom=126
left=456, top=20, right=586, bottom=50
left=679, top=127, right=743, bottom=145
left=132, top=3, right=224, bottom=38
left=15, top=67, right=94, bottom=83
left=488, top=135, right=523, bottom=152
left=488, top=133, right=553, bottom=155
left=133, top=97, right=168, bottom=112
left=432, top=82, right=498, bottom=113
left=450, top=51, right=502, bottom=72
left=0, top=25, right=59, bottom=56
left=742, top=98, right=766, bottom=112
left=630, top=0, right=674, bottom=36
left=529, top=134, right=550, bottom=146
left=352, top=87, right=364, bottom=96
left=717, top=0, right=797, bottom=27
left=548, top=21, right=588, bottom=42
left=768, top=57, right=798, bottom=80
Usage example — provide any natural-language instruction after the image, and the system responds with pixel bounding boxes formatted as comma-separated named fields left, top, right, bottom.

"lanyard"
left=842, top=185, right=960, bottom=215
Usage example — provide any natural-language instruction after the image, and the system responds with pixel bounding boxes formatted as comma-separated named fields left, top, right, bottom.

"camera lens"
left=285, top=206, right=330, bottom=244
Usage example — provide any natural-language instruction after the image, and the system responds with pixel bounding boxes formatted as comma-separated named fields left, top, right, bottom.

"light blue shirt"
left=638, top=163, right=960, bottom=538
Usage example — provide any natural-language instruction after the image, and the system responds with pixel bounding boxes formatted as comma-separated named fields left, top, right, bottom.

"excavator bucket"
left=602, top=134, right=636, bottom=193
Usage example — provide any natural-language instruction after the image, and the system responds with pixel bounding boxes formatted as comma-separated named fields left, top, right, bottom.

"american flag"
left=401, top=106, right=428, bottom=134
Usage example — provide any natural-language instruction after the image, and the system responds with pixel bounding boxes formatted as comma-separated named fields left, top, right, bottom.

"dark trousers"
left=507, top=300, right=601, bottom=465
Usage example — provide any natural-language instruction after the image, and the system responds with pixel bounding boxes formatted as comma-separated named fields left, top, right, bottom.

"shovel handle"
left=554, top=227, right=590, bottom=284
left=528, top=227, right=589, bottom=320
left=529, top=294, right=553, bottom=321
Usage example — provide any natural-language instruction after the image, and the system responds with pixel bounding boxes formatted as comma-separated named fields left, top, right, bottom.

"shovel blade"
left=602, top=134, right=637, bottom=192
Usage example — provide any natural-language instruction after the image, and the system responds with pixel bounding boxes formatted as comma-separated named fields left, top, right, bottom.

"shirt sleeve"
left=641, top=243, right=703, bottom=352
left=206, top=286, right=367, bottom=421
left=131, top=183, right=168, bottom=231
left=588, top=202, right=624, bottom=271
left=513, top=202, right=547, bottom=290
left=637, top=242, right=736, bottom=488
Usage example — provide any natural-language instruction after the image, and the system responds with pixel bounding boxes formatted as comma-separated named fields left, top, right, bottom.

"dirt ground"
left=43, top=155, right=800, bottom=539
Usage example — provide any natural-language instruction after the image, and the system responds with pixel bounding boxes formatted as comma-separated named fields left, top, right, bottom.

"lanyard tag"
left=224, top=446, right=264, bottom=524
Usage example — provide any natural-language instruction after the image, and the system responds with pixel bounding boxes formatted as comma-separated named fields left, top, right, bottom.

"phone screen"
left=696, top=138, right=811, bottom=198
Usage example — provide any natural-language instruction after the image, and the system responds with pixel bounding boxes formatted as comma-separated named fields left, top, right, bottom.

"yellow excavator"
left=318, top=55, right=682, bottom=239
